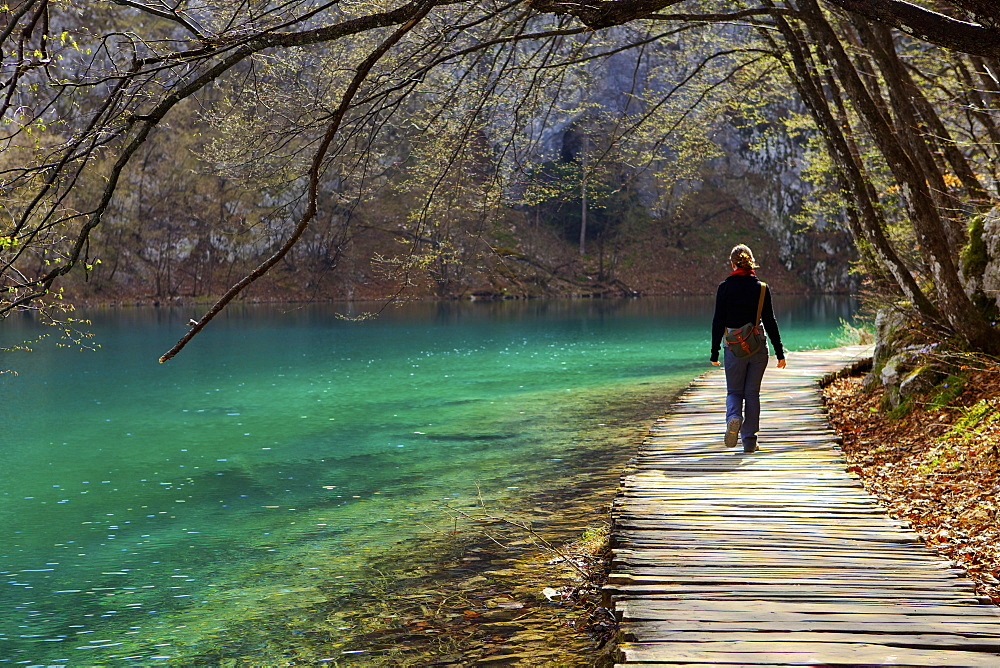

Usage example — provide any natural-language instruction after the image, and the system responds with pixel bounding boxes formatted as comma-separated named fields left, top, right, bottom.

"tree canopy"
left=3, top=0, right=999, bottom=358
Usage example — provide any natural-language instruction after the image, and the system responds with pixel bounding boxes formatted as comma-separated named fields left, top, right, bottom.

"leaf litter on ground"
left=823, top=365, right=1000, bottom=604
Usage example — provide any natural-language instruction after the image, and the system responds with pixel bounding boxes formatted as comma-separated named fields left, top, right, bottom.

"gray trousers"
left=723, top=344, right=768, bottom=448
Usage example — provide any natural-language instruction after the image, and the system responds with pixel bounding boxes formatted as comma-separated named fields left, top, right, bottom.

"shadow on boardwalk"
left=606, top=346, right=1000, bottom=666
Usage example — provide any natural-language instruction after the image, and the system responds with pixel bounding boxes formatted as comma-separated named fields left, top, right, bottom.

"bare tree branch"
left=158, top=0, right=439, bottom=362
left=525, top=0, right=1000, bottom=57
left=109, top=0, right=207, bottom=39
left=824, top=0, right=1000, bottom=58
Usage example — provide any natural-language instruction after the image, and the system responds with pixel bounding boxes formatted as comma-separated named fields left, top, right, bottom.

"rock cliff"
left=500, top=26, right=857, bottom=294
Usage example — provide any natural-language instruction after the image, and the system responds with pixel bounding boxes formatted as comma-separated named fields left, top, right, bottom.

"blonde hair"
left=730, top=244, right=757, bottom=270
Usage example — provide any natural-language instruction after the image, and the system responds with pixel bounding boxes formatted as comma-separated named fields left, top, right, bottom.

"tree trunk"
left=797, top=0, right=1000, bottom=353
left=761, top=3, right=940, bottom=322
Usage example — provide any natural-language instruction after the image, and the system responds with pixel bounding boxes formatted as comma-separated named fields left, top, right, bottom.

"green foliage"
left=961, top=215, right=989, bottom=278
left=928, top=374, right=967, bottom=409
left=960, top=215, right=1000, bottom=321
left=526, top=160, right=651, bottom=246
left=920, top=444, right=961, bottom=474
left=833, top=317, right=874, bottom=346
left=885, top=394, right=913, bottom=420
left=1, top=301, right=99, bottom=375
left=942, top=398, right=999, bottom=444
left=523, top=160, right=602, bottom=211
left=575, top=526, right=609, bottom=554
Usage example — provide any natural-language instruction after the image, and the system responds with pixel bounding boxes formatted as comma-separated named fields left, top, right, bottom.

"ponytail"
left=730, top=244, right=757, bottom=270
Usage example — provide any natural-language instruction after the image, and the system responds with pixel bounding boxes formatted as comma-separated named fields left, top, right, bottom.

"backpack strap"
left=754, top=283, right=767, bottom=328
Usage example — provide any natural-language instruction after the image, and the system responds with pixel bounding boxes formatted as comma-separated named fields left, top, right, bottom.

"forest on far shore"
left=57, top=185, right=831, bottom=306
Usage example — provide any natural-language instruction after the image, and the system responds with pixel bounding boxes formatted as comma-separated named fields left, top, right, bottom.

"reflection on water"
left=0, top=297, right=854, bottom=663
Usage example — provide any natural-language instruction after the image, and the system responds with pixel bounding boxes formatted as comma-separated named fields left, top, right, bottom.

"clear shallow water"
left=0, top=296, right=855, bottom=663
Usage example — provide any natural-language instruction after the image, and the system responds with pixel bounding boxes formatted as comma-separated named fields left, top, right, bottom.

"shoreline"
left=304, top=348, right=864, bottom=665
left=42, top=284, right=850, bottom=312
left=317, top=384, right=683, bottom=666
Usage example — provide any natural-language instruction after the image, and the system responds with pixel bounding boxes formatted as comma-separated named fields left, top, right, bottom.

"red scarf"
left=730, top=267, right=756, bottom=277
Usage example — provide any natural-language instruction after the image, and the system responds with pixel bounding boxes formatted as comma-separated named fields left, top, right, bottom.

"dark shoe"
left=743, top=442, right=758, bottom=453
left=725, top=417, right=742, bottom=448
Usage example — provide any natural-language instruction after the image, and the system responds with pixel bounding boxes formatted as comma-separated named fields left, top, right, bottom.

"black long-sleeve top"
left=710, top=273, right=784, bottom=362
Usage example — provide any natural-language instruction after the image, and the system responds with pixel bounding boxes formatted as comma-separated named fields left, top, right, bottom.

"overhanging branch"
left=823, top=0, right=1000, bottom=58
left=525, top=0, right=688, bottom=28
left=158, top=0, right=438, bottom=363
left=523, top=0, right=1000, bottom=57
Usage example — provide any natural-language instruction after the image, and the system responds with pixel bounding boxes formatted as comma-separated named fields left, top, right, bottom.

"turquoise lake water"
left=0, top=296, right=855, bottom=663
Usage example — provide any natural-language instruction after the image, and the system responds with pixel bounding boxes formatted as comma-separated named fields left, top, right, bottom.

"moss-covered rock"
left=865, top=307, right=913, bottom=392
left=865, top=307, right=947, bottom=410
left=961, top=208, right=1000, bottom=321
left=899, top=364, right=944, bottom=400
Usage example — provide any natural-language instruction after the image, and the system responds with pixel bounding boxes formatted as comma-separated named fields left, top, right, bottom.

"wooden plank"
left=610, top=576, right=976, bottom=589
left=619, top=642, right=1000, bottom=666
left=615, top=531, right=922, bottom=540
left=609, top=346, right=1000, bottom=666
left=618, top=620, right=1000, bottom=634
left=618, top=631, right=1000, bottom=650
left=613, top=599, right=1000, bottom=615
left=608, top=587, right=982, bottom=601
left=612, top=554, right=954, bottom=567
left=613, top=571, right=966, bottom=583
left=622, top=598, right=1000, bottom=620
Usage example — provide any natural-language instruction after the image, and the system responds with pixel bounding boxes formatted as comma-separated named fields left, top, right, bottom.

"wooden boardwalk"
left=606, top=346, right=1000, bottom=666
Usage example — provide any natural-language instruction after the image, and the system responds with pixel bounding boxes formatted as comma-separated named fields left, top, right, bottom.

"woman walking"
left=710, top=244, right=785, bottom=453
